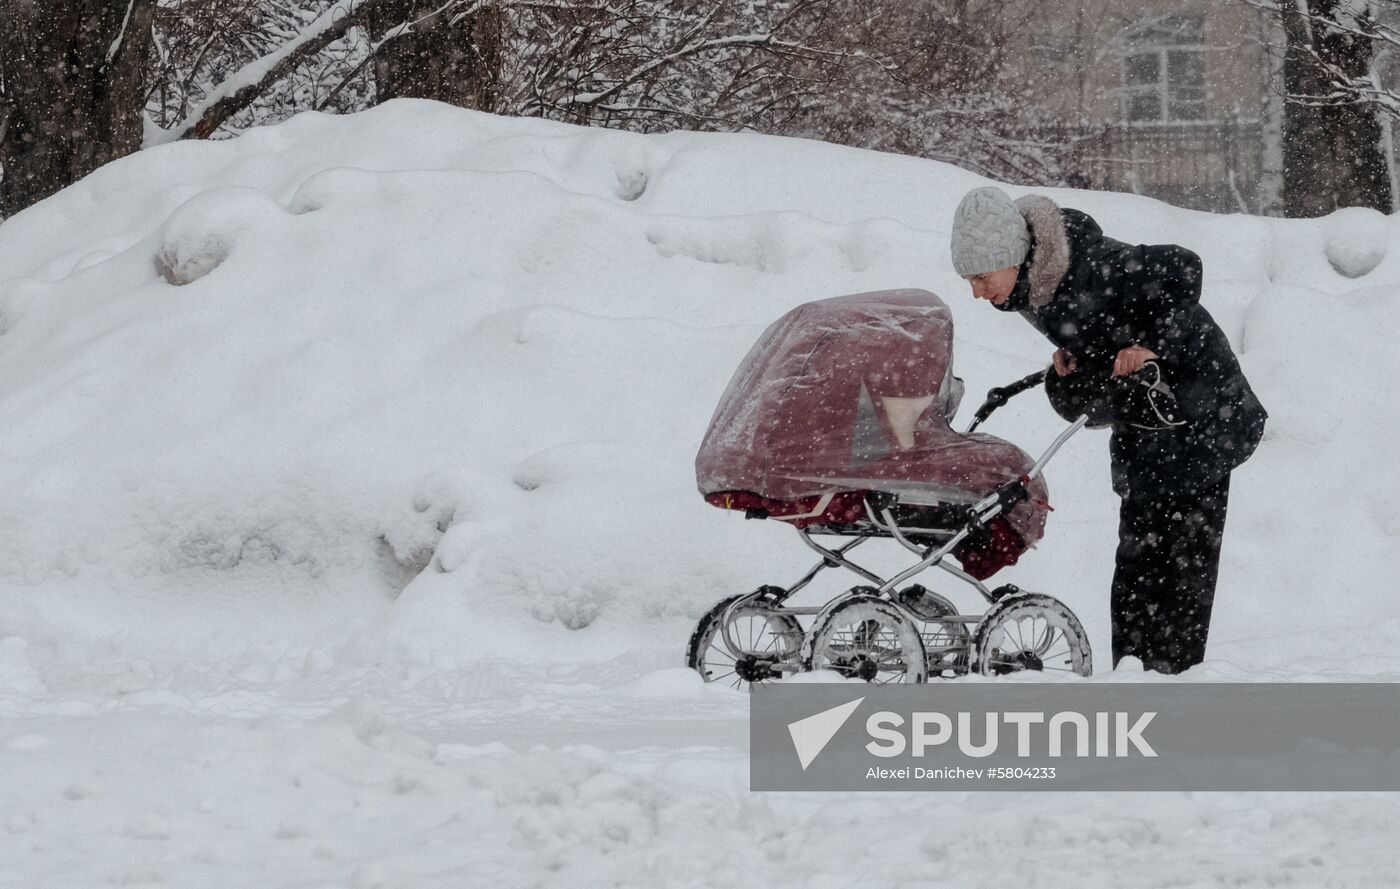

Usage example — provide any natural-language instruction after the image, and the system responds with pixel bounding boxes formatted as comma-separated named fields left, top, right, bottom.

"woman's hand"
left=1052, top=348, right=1078, bottom=377
left=1112, top=345, right=1159, bottom=378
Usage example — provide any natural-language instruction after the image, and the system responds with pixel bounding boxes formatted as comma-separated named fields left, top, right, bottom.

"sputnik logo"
left=787, top=696, right=865, bottom=770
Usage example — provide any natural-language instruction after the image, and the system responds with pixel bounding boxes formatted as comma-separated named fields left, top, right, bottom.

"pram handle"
left=966, top=369, right=1048, bottom=433
left=968, top=414, right=1091, bottom=520
left=1024, top=414, right=1089, bottom=481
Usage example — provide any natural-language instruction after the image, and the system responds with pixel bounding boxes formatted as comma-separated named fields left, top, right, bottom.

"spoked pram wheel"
left=803, top=590, right=929, bottom=684
left=686, top=591, right=804, bottom=690
left=897, top=585, right=971, bottom=678
left=972, top=593, right=1092, bottom=677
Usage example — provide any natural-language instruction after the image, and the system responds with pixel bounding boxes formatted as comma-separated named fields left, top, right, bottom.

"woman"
left=949, top=185, right=1267, bottom=674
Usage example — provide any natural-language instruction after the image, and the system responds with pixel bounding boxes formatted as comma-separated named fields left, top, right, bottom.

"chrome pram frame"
left=687, top=378, right=1095, bottom=686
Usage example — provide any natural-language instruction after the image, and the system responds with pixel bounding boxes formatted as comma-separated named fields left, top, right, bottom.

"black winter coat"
left=1002, top=199, right=1267, bottom=500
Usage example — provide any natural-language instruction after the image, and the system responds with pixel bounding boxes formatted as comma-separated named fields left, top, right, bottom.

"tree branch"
left=177, top=0, right=382, bottom=139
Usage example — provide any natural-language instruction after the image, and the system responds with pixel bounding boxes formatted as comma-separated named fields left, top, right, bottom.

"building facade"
left=1010, top=2, right=1284, bottom=214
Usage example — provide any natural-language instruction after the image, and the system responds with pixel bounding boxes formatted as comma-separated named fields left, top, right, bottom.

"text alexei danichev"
left=865, top=766, right=1058, bottom=781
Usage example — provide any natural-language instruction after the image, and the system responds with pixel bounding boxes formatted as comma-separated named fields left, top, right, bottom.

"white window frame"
left=1117, top=16, right=1210, bottom=126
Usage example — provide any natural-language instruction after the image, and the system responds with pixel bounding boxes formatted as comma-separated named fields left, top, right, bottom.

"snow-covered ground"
left=1, top=100, right=1397, bottom=886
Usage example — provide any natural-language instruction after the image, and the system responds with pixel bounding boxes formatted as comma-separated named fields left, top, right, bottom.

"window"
left=1117, top=14, right=1208, bottom=124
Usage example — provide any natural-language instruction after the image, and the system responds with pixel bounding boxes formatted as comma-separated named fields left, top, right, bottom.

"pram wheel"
left=897, top=585, right=971, bottom=677
left=686, top=592, right=804, bottom=689
left=803, top=590, right=929, bottom=684
left=971, top=593, right=1092, bottom=677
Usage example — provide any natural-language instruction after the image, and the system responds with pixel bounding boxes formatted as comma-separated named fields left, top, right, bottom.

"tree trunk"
left=1280, top=0, right=1392, bottom=217
left=368, top=1, right=503, bottom=111
left=1257, top=10, right=1286, bottom=215
left=0, top=0, right=155, bottom=218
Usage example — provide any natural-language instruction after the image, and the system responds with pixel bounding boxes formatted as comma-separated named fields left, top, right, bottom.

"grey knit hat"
left=950, top=186, right=1030, bottom=277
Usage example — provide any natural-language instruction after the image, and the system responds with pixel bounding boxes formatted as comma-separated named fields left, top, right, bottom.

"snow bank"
left=2, top=101, right=1398, bottom=669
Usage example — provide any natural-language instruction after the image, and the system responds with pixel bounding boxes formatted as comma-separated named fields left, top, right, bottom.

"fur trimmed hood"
left=1012, top=195, right=1070, bottom=309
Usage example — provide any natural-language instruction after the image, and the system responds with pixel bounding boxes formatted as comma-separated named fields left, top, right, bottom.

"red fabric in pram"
left=702, top=490, right=871, bottom=527
left=695, top=289, right=1050, bottom=578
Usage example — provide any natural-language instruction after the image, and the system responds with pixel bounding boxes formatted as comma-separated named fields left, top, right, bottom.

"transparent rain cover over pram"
left=695, top=289, right=1049, bottom=577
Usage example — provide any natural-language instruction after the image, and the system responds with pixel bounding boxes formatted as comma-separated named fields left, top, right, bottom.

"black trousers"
left=1110, top=473, right=1230, bottom=674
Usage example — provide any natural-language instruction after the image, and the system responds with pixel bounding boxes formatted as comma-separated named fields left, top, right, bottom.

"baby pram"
left=687, top=289, right=1092, bottom=686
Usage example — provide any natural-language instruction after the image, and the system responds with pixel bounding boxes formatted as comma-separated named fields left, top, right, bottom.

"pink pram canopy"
left=695, top=289, right=1049, bottom=578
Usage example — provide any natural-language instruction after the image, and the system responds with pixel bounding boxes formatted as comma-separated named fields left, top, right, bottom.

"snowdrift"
left=2, top=99, right=1399, bottom=888
left=1, top=100, right=1398, bottom=670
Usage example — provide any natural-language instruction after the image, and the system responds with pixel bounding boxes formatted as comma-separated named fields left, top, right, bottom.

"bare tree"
left=148, top=0, right=373, bottom=133
left=498, top=0, right=848, bottom=132
left=2, top=0, right=1070, bottom=217
left=162, top=0, right=384, bottom=139
left=367, top=0, right=502, bottom=109
left=0, top=0, right=157, bottom=217
left=1245, top=0, right=1393, bottom=215
left=154, top=0, right=850, bottom=139
left=784, top=0, right=1079, bottom=186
